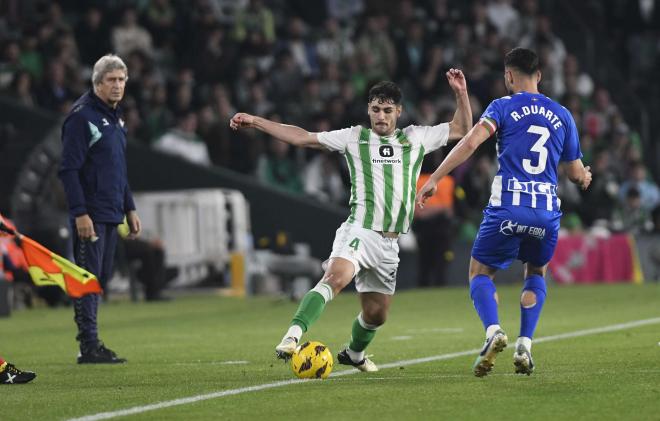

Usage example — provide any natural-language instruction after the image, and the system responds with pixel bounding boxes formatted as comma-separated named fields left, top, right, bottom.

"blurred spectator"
left=563, top=54, right=594, bottom=99
left=18, top=34, right=43, bottom=82
left=425, top=0, right=461, bottom=39
left=247, top=79, right=274, bottom=117
left=234, top=0, right=276, bottom=45
left=338, top=80, right=365, bottom=124
left=143, top=83, right=174, bottom=143
left=444, top=22, right=472, bottom=68
left=395, top=19, right=427, bottom=83
left=269, top=50, right=304, bottom=106
left=557, top=166, right=583, bottom=215
left=194, top=25, right=237, bottom=85
left=111, top=8, right=153, bottom=58
left=303, top=152, right=347, bottom=204
left=256, top=136, right=304, bottom=195
left=122, top=99, right=144, bottom=141
left=170, top=67, right=195, bottom=114
left=412, top=97, right=439, bottom=126
left=583, top=88, right=619, bottom=140
left=413, top=169, right=455, bottom=287
left=318, top=62, right=341, bottom=101
left=486, top=0, right=520, bottom=40
left=234, top=58, right=261, bottom=108
left=326, top=0, right=365, bottom=22
left=521, top=16, right=566, bottom=97
left=278, top=17, right=319, bottom=76
left=0, top=41, right=21, bottom=89
left=144, top=0, right=176, bottom=49
left=463, top=49, right=491, bottom=105
left=124, top=50, right=149, bottom=105
left=472, top=1, right=497, bottom=44
left=296, top=77, right=324, bottom=121
left=618, top=162, right=660, bottom=212
left=316, top=18, right=355, bottom=65
left=75, top=7, right=111, bottom=67
left=517, top=0, right=539, bottom=39
left=611, top=187, right=653, bottom=234
left=6, top=70, right=36, bottom=107
left=153, top=110, right=211, bottom=166
left=459, top=154, right=495, bottom=219
left=36, top=60, right=74, bottom=113
left=580, top=150, right=619, bottom=226
left=356, top=14, right=397, bottom=81
left=122, top=237, right=172, bottom=301
left=45, top=2, right=72, bottom=34
left=418, top=44, right=445, bottom=96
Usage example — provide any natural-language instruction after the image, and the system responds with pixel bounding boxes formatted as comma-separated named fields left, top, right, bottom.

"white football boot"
left=473, top=329, right=508, bottom=377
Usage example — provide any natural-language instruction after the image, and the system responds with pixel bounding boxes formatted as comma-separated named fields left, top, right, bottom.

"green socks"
left=291, top=290, right=326, bottom=332
left=349, top=314, right=378, bottom=352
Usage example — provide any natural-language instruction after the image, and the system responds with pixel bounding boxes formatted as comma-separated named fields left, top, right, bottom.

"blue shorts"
left=471, top=206, right=561, bottom=270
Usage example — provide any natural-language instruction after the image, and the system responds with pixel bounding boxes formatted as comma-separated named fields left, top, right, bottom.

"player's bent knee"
left=361, top=310, right=386, bottom=327
left=319, top=271, right=353, bottom=296
left=520, top=290, right=537, bottom=308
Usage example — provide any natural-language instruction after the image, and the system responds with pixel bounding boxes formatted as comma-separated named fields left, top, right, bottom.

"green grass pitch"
left=2, top=282, right=659, bottom=420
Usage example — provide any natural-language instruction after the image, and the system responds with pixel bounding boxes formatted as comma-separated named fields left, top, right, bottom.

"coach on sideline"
left=58, top=54, right=141, bottom=364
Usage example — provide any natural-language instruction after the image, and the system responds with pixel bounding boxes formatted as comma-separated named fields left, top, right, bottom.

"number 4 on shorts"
left=349, top=238, right=360, bottom=251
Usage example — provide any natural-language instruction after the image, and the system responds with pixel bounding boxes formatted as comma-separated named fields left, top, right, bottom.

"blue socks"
left=519, top=275, right=547, bottom=338
left=469, top=275, right=499, bottom=329
left=470, top=274, right=547, bottom=338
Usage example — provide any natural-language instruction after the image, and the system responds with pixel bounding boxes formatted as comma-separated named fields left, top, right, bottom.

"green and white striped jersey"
left=317, top=123, right=449, bottom=233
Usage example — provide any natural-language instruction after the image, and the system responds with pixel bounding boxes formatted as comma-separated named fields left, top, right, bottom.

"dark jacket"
left=58, top=90, right=136, bottom=224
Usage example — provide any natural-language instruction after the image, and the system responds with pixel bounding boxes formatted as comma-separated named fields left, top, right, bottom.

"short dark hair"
left=626, top=186, right=641, bottom=200
left=504, top=47, right=539, bottom=75
left=368, top=81, right=402, bottom=105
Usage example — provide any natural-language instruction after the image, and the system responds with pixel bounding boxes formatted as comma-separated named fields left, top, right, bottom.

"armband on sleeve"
left=479, top=118, right=497, bottom=135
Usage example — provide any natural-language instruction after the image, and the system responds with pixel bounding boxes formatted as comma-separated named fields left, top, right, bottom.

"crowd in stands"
left=1, top=0, right=659, bottom=236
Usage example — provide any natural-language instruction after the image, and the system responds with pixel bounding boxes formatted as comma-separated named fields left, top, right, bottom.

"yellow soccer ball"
left=291, top=341, right=333, bottom=379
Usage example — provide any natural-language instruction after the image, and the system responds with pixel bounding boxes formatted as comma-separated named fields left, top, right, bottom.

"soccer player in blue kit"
left=416, top=48, right=592, bottom=377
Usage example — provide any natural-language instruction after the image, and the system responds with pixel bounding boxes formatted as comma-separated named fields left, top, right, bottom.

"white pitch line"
left=68, top=317, right=660, bottom=421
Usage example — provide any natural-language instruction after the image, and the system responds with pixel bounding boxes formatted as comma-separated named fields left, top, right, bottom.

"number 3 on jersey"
left=523, top=125, right=550, bottom=175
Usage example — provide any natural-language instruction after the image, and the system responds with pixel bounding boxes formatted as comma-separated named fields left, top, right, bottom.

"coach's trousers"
left=71, top=222, right=118, bottom=351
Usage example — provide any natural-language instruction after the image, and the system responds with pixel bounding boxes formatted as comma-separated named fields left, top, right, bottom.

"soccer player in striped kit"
left=230, top=70, right=471, bottom=371
left=417, top=48, right=592, bottom=377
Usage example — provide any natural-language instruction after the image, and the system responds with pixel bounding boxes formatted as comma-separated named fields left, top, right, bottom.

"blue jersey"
left=480, top=92, right=582, bottom=212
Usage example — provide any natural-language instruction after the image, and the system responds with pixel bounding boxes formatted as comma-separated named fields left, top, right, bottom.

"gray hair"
left=91, top=54, right=128, bottom=86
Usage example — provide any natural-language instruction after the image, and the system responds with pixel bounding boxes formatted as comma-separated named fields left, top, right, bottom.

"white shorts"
left=328, top=222, right=400, bottom=295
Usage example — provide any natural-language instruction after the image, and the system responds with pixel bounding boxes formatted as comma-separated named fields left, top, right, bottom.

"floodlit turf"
left=2, top=282, right=659, bottom=420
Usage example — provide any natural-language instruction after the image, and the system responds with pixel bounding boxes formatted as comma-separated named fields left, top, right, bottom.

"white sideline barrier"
left=133, top=189, right=251, bottom=287
left=221, top=189, right=251, bottom=253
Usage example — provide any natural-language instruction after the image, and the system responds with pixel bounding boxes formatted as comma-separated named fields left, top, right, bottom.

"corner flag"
left=0, top=219, right=101, bottom=298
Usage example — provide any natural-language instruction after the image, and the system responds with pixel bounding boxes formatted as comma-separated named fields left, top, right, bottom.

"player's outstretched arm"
left=446, top=68, right=472, bottom=142
left=416, top=123, right=490, bottom=207
left=229, top=112, right=324, bottom=149
left=564, top=159, right=592, bottom=190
